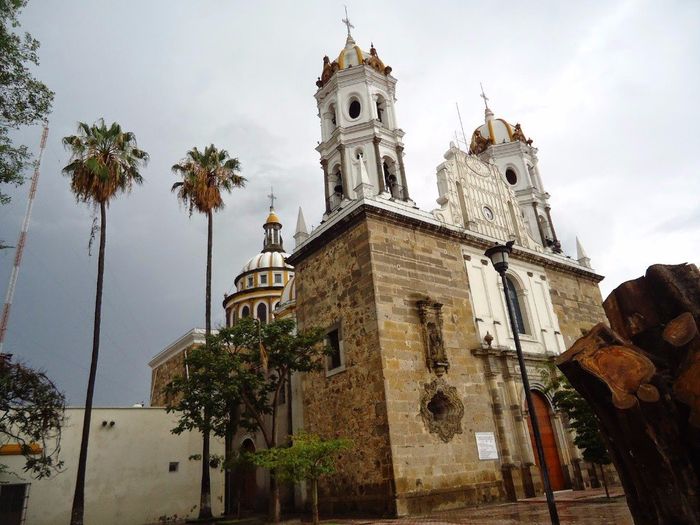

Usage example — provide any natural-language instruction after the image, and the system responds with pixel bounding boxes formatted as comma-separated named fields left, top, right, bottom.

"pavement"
left=318, top=489, right=632, bottom=525
left=218, top=489, right=633, bottom=525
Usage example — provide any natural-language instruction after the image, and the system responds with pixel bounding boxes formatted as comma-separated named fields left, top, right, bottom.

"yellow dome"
left=470, top=110, right=532, bottom=155
left=317, top=37, right=392, bottom=88
left=265, top=211, right=281, bottom=224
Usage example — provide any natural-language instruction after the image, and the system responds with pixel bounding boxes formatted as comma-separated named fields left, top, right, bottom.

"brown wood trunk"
left=557, top=263, right=700, bottom=525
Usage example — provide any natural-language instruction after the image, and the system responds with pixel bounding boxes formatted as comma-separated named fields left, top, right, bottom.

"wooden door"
left=527, top=391, right=566, bottom=491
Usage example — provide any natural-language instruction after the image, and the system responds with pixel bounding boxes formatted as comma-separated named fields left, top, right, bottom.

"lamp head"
left=484, top=241, right=514, bottom=274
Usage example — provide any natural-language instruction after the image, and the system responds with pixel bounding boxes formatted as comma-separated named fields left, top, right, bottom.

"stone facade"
left=294, top=218, right=395, bottom=515
left=150, top=346, right=188, bottom=407
left=547, top=269, right=607, bottom=348
left=290, top=201, right=609, bottom=517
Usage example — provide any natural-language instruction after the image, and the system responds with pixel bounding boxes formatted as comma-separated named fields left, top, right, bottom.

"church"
left=149, top=18, right=609, bottom=517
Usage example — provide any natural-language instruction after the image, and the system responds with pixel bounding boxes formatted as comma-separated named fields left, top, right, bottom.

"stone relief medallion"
left=419, top=377, right=465, bottom=442
left=463, top=156, right=491, bottom=178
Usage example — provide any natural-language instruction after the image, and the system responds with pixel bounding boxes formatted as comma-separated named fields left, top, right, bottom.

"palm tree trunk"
left=206, top=210, right=212, bottom=336
left=199, top=428, right=213, bottom=518
left=70, top=202, right=107, bottom=525
left=199, top=209, right=214, bottom=519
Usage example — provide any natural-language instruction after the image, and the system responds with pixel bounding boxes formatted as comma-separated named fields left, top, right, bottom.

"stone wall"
left=150, top=350, right=187, bottom=407
left=546, top=269, right=607, bottom=349
left=366, top=215, right=506, bottom=515
left=294, top=219, right=396, bottom=515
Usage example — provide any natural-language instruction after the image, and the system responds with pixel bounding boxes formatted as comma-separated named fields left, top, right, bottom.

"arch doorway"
left=235, top=439, right=257, bottom=512
left=526, top=390, right=566, bottom=491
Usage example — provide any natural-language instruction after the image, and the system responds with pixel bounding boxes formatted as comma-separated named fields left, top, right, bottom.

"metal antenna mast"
left=0, top=124, right=49, bottom=353
left=455, top=102, right=469, bottom=151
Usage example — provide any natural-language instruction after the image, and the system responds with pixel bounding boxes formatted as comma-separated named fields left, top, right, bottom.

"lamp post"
left=484, top=241, right=560, bottom=525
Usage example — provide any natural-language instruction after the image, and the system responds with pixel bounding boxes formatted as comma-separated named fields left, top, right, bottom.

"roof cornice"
left=287, top=199, right=604, bottom=283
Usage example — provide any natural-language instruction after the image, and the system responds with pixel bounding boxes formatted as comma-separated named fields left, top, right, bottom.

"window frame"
left=325, top=322, right=346, bottom=377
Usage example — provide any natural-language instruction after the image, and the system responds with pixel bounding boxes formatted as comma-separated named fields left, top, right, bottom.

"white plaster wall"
left=3, top=407, right=224, bottom=525
left=462, top=246, right=565, bottom=355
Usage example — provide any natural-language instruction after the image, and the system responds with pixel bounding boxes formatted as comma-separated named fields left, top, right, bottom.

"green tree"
left=62, top=119, right=148, bottom=525
left=171, top=144, right=244, bottom=519
left=0, top=354, right=64, bottom=479
left=230, top=319, right=329, bottom=523
left=250, top=432, right=351, bottom=525
left=540, top=362, right=612, bottom=496
left=0, top=0, right=54, bottom=207
left=164, top=333, right=258, bottom=516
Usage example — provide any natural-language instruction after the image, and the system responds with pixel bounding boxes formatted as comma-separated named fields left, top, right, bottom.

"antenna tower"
left=0, top=124, right=49, bottom=353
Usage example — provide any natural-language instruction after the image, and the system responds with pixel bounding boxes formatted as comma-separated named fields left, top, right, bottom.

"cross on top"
left=342, top=6, right=354, bottom=37
left=268, top=187, right=276, bottom=210
left=480, top=82, right=490, bottom=109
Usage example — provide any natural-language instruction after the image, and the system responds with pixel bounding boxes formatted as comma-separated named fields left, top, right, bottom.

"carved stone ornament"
left=417, top=299, right=449, bottom=375
left=419, top=377, right=465, bottom=442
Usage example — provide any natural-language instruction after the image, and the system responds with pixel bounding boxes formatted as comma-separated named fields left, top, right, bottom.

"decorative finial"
left=267, top=186, right=276, bottom=211
left=342, top=5, right=354, bottom=37
left=480, top=82, right=490, bottom=110
left=484, top=331, right=494, bottom=348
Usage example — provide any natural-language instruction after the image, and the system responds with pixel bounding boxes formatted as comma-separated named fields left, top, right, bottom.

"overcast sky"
left=1, top=0, right=698, bottom=406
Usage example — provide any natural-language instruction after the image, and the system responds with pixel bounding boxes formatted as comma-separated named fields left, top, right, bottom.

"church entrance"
left=234, top=439, right=258, bottom=513
left=526, top=390, right=566, bottom=491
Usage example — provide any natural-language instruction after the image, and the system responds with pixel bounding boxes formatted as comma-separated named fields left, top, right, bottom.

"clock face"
left=482, top=206, right=495, bottom=221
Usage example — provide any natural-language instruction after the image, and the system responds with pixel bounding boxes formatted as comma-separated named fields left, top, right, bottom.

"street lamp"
left=484, top=241, right=560, bottom=525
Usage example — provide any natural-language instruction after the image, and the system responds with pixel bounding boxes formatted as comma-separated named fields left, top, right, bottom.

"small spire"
left=576, top=236, right=592, bottom=268
left=294, top=207, right=310, bottom=248
left=342, top=6, right=355, bottom=41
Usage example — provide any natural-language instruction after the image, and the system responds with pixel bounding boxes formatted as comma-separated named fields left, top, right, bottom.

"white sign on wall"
left=475, top=432, right=499, bottom=460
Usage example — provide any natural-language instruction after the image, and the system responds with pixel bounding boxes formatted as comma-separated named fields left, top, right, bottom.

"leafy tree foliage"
left=0, top=0, right=54, bottom=205
left=166, top=318, right=329, bottom=522
left=250, top=432, right=351, bottom=525
left=0, top=355, right=65, bottom=479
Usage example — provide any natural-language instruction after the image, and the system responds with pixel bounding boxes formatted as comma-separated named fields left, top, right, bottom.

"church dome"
left=265, top=210, right=281, bottom=224
left=240, top=251, right=292, bottom=274
left=317, top=35, right=392, bottom=88
left=470, top=109, right=533, bottom=155
left=279, top=275, right=296, bottom=305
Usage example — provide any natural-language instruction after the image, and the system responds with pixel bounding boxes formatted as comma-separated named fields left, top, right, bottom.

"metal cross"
left=268, top=187, right=276, bottom=209
left=342, top=6, right=354, bottom=37
left=480, top=82, right=490, bottom=109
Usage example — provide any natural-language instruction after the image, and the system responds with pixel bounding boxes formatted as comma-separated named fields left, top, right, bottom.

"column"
left=373, top=136, right=385, bottom=193
left=337, top=144, right=351, bottom=200
left=544, top=206, right=562, bottom=253
left=483, top=354, right=517, bottom=501
left=395, top=145, right=410, bottom=200
left=321, top=159, right=330, bottom=214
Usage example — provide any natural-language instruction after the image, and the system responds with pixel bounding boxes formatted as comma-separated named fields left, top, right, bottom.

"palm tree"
left=172, top=144, right=245, bottom=519
left=62, top=119, right=148, bottom=525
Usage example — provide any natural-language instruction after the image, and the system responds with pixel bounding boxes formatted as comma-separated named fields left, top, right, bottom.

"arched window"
left=506, top=277, right=527, bottom=334
left=382, top=158, right=400, bottom=198
left=256, top=303, right=268, bottom=325
left=241, top=305, right=250, bottom=318
left=505, top=168, right=518, bottom=185
left=333, top=167, right=343, bottom=196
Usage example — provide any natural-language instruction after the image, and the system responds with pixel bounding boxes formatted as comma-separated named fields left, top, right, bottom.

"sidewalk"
left=521, top=487, right=625, bottom=503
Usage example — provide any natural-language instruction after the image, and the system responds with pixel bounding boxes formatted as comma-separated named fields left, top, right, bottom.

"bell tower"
left=314, top=13, right=411, bottom=216
left=469, top=88, right=562, bottom=253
